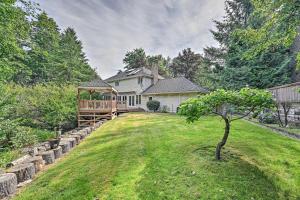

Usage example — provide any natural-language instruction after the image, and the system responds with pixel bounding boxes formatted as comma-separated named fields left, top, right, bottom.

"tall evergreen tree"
left=0, top=0, right=31, bottom=84
left=123, top=48, right=147, bottom=70
left=169, top=48, right=202, bottom=82
left=221, top=0, right=300, bottom=89
left=200, top=0, right=253, bottom=89
left=57, top=27, right=98, bottom=83
left=26, top=11, right=61, bottom=84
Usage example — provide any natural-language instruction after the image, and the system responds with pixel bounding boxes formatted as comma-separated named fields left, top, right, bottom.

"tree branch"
left=230, top=107, right=255, bottom=122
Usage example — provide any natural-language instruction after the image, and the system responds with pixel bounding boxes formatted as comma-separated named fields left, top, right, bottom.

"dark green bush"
left=147, top=100, right=160, bottom=112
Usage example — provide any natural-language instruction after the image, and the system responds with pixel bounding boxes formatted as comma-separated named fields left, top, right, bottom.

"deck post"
left=77, top=88, right=80, bottom=127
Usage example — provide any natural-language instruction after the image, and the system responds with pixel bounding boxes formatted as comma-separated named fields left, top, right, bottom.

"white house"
left=104, top=67, right=208, bottom=112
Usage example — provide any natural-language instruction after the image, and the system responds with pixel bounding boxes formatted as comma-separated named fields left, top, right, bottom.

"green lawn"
left=14, top=113, right=300, bottom=200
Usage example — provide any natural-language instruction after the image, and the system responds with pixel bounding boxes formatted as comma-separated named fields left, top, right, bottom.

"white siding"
left=141, top=93, right=198, bottom=113
left=107, top=77, right=153, bottom=94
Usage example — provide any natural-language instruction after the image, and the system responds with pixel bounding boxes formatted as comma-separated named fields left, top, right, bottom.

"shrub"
left=0, top=150, right=22, bottom=168
left=11, top=127, right=38, bottom=148
left=0, top=84, right=77, bottom=149
left=161, top=105, right=169, bottom=113
left=258, top=111, right=278, bottom=124
left=147, top=100, right=160, bottom=112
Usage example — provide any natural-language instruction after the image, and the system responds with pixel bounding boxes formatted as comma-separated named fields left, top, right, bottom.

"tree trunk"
left=215, top=118, right=230, bottom=160
left=282, top=103, right=291, bottom=127
left=40, top=150, right=55, bottom=165
left=26, top=156, right=44, bottom=172
left=0, top=173, right=18, bottom=198
left=53, top=147, right=62, bottom=159
left=276, top=104, right=284, bottom=127
left=7, top=163, right=35, bottom=183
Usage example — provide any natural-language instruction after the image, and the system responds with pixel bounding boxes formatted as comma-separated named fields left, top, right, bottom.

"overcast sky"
left=34, top=0, right=225, bottom=79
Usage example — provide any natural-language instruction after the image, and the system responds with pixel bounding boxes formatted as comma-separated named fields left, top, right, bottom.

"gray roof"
left=142, top=77, right=208, bottom=95
left=105, top=67, right=163, bottom=82
left=79, top=79, right=112, bottom=88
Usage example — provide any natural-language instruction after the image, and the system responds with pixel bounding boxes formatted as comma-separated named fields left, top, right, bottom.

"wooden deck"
left=78, top=100, right=128, bottom=127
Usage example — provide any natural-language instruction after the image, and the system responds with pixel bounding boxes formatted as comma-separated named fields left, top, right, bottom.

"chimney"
left=151, top=65, right=159, bottom=85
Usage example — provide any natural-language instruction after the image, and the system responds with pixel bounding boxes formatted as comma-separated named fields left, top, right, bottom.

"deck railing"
left=117, top=100, right=127, bottom=110
left=79, top=100, right=126, bottom=111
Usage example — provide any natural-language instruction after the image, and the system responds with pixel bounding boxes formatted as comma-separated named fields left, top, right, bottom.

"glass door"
left=129, top=95, right=135, bottom=106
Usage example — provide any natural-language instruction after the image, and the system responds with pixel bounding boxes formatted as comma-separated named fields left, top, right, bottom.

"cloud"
left=34, top=0, right=225, bottom=79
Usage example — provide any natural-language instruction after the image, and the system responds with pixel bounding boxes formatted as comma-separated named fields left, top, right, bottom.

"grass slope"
left=14, top=113, right=300, bottom=200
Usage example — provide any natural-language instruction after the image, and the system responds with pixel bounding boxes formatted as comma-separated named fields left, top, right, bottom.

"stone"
left=0, top=173, right=17, bottom=198
left=40, top=150, right=55, bottom=165
left=53, top=146, right=62, bottom=159
left=7, top=163, right=35, bottom=183
left=25, top=156, right=44, bottom=172
left=59, top=142, right=70, bottom=154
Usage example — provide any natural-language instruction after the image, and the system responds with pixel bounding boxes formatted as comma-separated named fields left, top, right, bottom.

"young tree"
left=179, top=88, right=274, bottom=160
left=276, top=102, right=292, bottom=127
left=123, top=48, right=147, bottom=70
left=169, top=48, right=203, bottom=82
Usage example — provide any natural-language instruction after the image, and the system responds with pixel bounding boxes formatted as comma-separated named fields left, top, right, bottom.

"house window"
left=115, top=81, right=119, bottom=86
left=117, top=96, right=121, bottom=101
left=129, top=96, right=135, bottom=106
left=122, top=96, right=127, bottom=102
left=149, top=97, right=153, bottom=101
left=136, top=95, right=141, bottom=105
left=138, top=77, right=143, bottom=84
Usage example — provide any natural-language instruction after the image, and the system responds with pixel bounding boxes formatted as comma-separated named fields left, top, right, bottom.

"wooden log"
left=61, top=138, right=76, bottom=148
left=87, top=127, right=92, bottom=134
left=25, top=156, right=44, bottom=172
left=40, top=150, right=55, bottom=165
left=0, top=173, right=17, bottom=198
left=59, top=142, right=70, bottom=154
left=53, top=147, right=62, bottom=159
left=17, top=179, right=32, bottom=188
left=6, top=155, right=32, bottom=168
left=70, top=132, right=84, bottom=140
left=48, top=138, right=61, bottom=149
left=37, top=145, right=47, bottom=154
left=21, top=147, right=38, bottom=156
left=68, top=135, right=80, bottom=144
left=78, top=131, right=87, bottom=139
left=7, top=163, right=35, bottom=183
left=80, top=129, right=88, bottom=135
left=41, top=142, right=51, bottom=151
